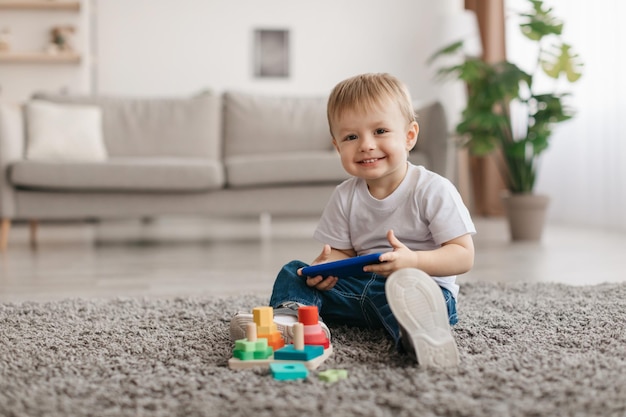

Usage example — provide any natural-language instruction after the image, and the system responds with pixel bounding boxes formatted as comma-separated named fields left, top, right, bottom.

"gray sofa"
left=0, top=91, right=450, bottom=250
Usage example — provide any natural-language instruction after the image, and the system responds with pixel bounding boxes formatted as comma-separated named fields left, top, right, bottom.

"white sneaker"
left=385, top=268, right=460, bottom=368
left=229, top=304, right=331, bottom=344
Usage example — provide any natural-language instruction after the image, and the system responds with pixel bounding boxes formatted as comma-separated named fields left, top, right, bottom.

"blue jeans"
left=269, top=260, right=458, bottom=349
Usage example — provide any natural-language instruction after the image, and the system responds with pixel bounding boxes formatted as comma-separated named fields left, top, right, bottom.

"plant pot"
left=501, top=193, right=550, bottom=241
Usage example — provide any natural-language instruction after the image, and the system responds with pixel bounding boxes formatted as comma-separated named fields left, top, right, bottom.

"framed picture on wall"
left=254, top=29, right=289, bottom=78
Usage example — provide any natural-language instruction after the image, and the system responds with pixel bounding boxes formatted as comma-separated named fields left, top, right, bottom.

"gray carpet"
left=1, top=282, right=625, bottom=417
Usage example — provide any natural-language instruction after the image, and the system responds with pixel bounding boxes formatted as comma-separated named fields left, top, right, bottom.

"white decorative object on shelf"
left=47, top=24, right=76, bottom=54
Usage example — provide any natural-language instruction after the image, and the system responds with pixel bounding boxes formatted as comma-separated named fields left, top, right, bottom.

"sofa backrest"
left=223, top=91, right=332, bottom=158
left=31, top=92, right=222, bottom=160
left=412, top=100, right=449, bottom=177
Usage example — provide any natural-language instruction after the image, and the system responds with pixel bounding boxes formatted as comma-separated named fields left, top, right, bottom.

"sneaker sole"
left=386, top=269, right=459, bottom=368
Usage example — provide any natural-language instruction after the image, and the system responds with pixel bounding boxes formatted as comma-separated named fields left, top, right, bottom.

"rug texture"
left=1, top=282, right=625, bottom=417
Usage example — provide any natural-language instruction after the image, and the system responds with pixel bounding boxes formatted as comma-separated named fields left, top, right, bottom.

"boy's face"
left=331, top=99, right=418, bottom=194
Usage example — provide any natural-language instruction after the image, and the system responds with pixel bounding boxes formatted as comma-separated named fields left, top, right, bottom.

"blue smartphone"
left=301, top=253, right=384, bottom=279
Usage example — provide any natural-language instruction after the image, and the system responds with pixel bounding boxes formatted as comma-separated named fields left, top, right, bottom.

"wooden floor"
left=1, top=216, right=625, bottom=303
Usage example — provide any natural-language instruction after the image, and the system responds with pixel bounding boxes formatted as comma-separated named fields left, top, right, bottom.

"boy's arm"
left=298, top=244, right=355, bottom=273
left=364, top=230, right=474, bottom=277
left=319, top=246, right=356, bottom=263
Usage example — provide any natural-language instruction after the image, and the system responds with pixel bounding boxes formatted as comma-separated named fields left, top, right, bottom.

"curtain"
left=506, top=0, right=626, bottom=231
left=464, top=0, right=507, bottom=216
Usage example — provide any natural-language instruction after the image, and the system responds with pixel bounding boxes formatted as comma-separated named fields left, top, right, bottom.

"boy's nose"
left=359, top=135, right=376, bottom=151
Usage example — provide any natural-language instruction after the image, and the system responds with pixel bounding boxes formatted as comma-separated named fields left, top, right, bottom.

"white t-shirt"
left=313, top=163, right=476, bottom=298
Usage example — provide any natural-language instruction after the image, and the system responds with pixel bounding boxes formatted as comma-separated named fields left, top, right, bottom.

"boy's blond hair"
left=327, top=73, right=416, bottom=138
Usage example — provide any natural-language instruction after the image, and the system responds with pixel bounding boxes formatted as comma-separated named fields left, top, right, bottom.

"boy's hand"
left=297, top=244, right=339, bottom=291
left=363, top=230, right=418, bottom=276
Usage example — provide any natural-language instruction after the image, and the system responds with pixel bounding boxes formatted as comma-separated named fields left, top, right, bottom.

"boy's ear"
left=406, top=121, right=419, bottom=151
left=332, top=138, right=340, bottom=153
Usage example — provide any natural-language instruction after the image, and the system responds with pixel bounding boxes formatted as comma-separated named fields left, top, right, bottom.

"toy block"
left=269, top=363, right=309, bottom=381
left=229, top=344, right=333, bottom=370
left=287, top=344, right=333, bottom=370
left=257, top=324, right=278, bottom=335
left=257, top=331, right=285, bottom=350
left=253, top=306, right=274, bottom=327
left=270, top=338, right=285, bottom=350
left=234, top=338, right=268, bottom=352
left=231, top=349, right=251, bottom=361
left=232, top=345, right=273, bottom=360
left=274, top=344, right=324, bottom=361
left=232, top=349, right=255, bottom=361
left=303, top=323, right=324, bottom=335
left=304, top=332, right=330, bottom=349
left=297, top=305, right=319, bottom=325
left=232, top=343, right=273, bottom=360
left=318, top=369, right=348, bottom=383
left=253, top=346, right=274, bottom=360
left=256, top=331, right=282, bottom=343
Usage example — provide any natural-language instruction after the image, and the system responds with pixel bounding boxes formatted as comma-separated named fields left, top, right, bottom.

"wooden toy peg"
left=293, top=322, right=304, bottom=350
left=246, top=322, right=257, bottom=341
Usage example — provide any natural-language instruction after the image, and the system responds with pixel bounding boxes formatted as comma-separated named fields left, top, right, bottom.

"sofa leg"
left=29, top=220, right=38, bottom=249
left=0, top=218, right=10, bottom=251
left=259, top=212, right=272, bottom=240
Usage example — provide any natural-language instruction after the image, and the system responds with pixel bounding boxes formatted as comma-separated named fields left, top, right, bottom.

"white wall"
left=1, top=0, right=463, bottom=108
left=94, top=0, right=459, bottom=101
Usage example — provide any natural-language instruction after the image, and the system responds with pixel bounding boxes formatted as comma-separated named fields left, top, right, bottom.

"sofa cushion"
left=31, top=92, right=222, bottom=160
left=408, top=151, right=429, bottom=169
left=225, top=151, right=349, bottom=187
left=412, top=101, right=448, bottom=176
left=9, top=158, right=224, bottom=192
left=223, top=91, right=332, bottom=158
left=26, top=100, right=108, bottom=162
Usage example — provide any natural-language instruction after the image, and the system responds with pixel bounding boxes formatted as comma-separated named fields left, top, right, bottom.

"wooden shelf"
left=0, top=1, right=80, bottom=11
left=0, top=51, right=81, bottom=63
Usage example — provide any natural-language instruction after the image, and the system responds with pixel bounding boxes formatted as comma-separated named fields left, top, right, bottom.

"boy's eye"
left=375, top=128, right=387, bottom=135
left=344, top=134, right=358, bottom=141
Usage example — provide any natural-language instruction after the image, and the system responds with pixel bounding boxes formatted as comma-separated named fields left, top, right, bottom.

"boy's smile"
left=360, top=157, right=384, bottom=165
left=331, top=99, right=418, bottom=199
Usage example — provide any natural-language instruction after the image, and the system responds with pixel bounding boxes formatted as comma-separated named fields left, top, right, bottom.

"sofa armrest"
left=412, top=101, right=453, bottom=179
left=0, top=103, right=25, bottom=218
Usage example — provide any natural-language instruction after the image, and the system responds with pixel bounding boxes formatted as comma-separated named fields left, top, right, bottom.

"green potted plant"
left=430, top=0, right=583, bottom=240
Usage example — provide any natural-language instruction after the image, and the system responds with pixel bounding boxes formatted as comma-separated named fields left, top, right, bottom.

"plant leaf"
left=427, top=40, right=464, bottom=64
left=541, top=43, right=583, bottom=81
left=519, top=0, right=563, bottom=41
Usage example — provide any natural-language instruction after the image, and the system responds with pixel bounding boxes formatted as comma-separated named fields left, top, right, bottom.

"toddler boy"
left=231, top=73, right=475, bottom=368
